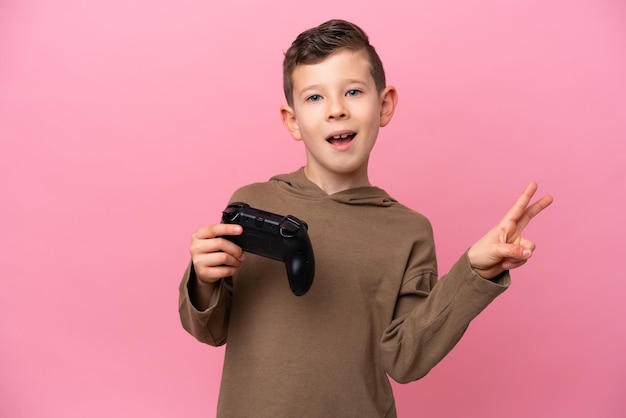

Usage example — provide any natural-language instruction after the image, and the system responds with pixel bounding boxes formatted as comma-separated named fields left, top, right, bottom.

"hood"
left=270, top=168, right=397, bottom=207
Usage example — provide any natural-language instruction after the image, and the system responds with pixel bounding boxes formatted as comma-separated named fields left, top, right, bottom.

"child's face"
left=281, top=48, right=396, bottom=187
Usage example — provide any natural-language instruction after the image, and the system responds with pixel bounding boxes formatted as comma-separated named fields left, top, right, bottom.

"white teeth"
left=332, top=134, right=350, bottom=139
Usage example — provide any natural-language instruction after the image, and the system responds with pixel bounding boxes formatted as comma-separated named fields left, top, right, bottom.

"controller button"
left=280, top=222, right=298, bottom=237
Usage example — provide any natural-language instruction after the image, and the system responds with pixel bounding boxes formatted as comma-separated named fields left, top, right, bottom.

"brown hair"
left=282, top=19, right=386, bottom=106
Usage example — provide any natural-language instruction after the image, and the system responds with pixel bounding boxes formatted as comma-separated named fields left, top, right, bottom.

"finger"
left=511, top=193, right=554, bottom=234
left=198, top=251, right=244, bottom=269
left=494, top=242, right=533, bottom=261
left=195, top=264, right=241, bottom=282
left=501, top=182, right=538, bottom=224
left=195, top=223, right=243, bottom=240
left=191, top=236, right=245, bottom=261
left=502, top=258, right=528, bottom=270
left=193, top=252, right=244, bottom=281
left=519, top=237, right=536, bottom=252
left=523, top=194, right=554, bottom=225
left=503, top=184, right=554, bottom=233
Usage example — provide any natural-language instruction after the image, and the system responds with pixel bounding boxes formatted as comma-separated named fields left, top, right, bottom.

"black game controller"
left=221, top=202, right=315, bottom=296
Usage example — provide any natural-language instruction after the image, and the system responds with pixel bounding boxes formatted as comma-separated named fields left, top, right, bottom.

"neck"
left=303, top=166, right=371, bottom=195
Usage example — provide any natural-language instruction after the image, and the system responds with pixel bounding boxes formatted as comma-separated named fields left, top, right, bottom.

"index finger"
left=195, top=223, right=243, bottom=240
left=502, top=182, right=539, bottom=223
left=503, top=182, right=553, bottom=230
left=521, top=194, right=554, bottom=228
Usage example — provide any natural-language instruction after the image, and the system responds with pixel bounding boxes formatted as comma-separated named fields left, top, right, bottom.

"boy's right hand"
left=190, top=224, right=246, bottom=284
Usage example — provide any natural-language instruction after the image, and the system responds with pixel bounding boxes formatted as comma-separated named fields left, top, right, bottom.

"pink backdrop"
left=1, top=0, right=625, bottom=417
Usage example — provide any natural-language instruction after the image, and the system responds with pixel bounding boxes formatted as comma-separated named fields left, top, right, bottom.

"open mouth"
left=326, top=132, right=356, bottom=146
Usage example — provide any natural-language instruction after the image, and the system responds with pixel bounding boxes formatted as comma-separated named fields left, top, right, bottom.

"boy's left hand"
left=467, top=182, right=554, bottom=280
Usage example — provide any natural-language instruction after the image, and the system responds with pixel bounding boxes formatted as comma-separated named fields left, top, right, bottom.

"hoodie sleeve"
left=380, top=227, right=509, bottom=383
left=178, top=260, right=232, bottom=346
left=178, top=188, right=249, bottom=347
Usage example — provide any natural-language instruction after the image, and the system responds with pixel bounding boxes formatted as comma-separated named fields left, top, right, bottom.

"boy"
left=179, top=19, right=553, bottom=417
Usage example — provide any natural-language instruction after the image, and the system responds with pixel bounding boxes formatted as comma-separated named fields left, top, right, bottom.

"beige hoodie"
left=179, top=168, right=509, bottom=418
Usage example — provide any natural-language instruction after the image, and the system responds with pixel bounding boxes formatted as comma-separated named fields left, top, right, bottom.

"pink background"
left=1, top=0, right=625, bottom=417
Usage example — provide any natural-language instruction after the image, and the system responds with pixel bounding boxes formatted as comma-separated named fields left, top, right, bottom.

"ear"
left=379, top=86, right=398, bottom=127
left=280, top=105, right=302, bottom=141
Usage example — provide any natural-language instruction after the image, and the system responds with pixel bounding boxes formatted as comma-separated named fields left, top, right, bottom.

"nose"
left=326, top=96, right=349, bottom=121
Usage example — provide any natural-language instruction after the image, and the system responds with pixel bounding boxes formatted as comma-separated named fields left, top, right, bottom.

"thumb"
left=496, top=243, right=533, bottom=261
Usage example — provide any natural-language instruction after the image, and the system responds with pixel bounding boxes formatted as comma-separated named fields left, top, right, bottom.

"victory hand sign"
left=468, top=182, right=554, bottom=280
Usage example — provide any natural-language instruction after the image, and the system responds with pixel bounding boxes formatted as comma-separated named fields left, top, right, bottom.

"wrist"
left=188, top=264, right=220, bottom=310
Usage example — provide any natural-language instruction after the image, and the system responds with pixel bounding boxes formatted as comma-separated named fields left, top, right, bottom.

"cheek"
left=296, top=111, right=321, bottom=132
left=357, top=111, right=381, bottom=130
left=356, top=101, right=381, bottom=123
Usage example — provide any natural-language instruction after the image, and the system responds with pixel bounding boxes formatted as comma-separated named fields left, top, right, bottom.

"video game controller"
left=221, top=202, right=315, bottom=296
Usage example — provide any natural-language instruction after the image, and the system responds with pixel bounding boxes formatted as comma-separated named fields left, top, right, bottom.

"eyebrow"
left=297, top=79, right=370, bottom=94
left=298, top=84, right=322, bottom=93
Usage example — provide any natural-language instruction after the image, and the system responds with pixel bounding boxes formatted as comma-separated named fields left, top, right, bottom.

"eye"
left=306, top=94, right=322, bottom=103
left=346, top=89, right=361, bottom=97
